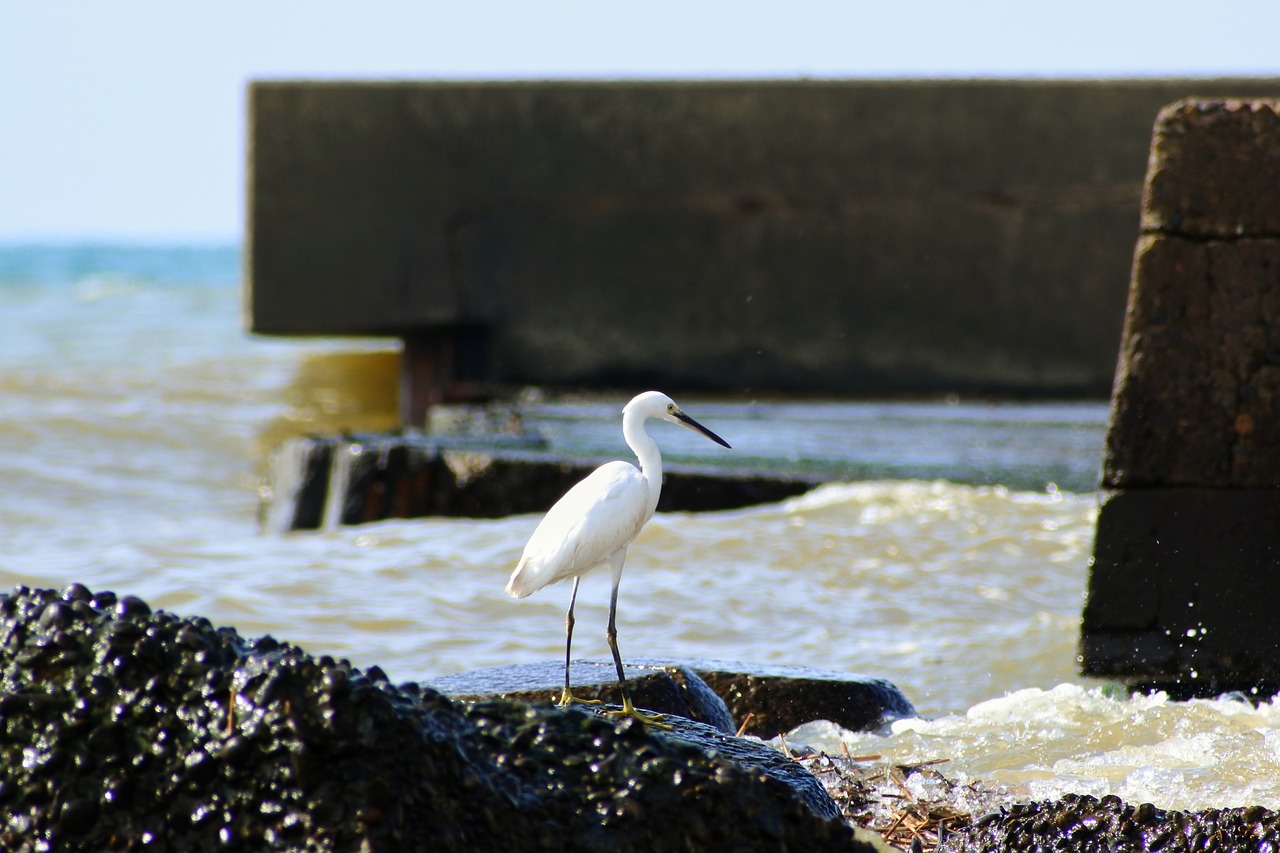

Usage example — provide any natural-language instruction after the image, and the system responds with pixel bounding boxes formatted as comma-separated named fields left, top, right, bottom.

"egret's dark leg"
left=557, top=576, right=599, bottom=707
left=604, top=580, right=630, bottom=701
left=602, top=563, right=671, bottom=729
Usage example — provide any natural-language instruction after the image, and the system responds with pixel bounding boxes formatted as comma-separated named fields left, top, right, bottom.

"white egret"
left=506, top=391, right=731, bottom=727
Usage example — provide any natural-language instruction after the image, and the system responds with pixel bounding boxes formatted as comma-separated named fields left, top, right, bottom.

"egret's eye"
left=667, top=404, right=676, bottom=413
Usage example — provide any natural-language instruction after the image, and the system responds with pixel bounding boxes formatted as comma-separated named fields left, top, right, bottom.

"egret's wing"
left=506, top=462, right=648, bottom=598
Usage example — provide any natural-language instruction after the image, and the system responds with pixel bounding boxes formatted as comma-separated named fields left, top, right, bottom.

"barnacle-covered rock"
left=0, top=584, right=870, bottom=852
left=941, top=793, right=1280, bottom=853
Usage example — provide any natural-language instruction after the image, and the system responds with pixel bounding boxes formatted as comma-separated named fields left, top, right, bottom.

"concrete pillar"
left=1081, top=100, right=1280, bottom=697
left=399, top=325, right=491, bottom=429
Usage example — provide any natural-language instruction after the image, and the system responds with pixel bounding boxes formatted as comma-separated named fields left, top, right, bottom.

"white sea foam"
left=790, top=684, right=1280, bottom=811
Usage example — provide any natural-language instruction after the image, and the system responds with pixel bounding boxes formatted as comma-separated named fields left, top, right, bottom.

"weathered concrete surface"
left=1105, top=101, right=1280, bottom=489
left=1142, top=98, right=1280, bottom=238
left=1102, top=234, right=1280, bottom=488
left=248, top=79, right=1280, bottom=400
left=0, top=583, right=870, bottom=851
left=262, top=432, right=820, bottom=531
left=1082, top=100, right=1280, bottom=693
left=431, top=659, right=916, bottom=740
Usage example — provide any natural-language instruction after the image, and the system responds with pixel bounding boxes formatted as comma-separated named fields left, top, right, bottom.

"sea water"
left=0, top=243, right=1271, bottom=812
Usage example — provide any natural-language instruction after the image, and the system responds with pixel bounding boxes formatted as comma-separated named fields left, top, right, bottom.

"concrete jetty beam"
left=246, top=79, right=1280, bottom=425
left=1081, top=100, right=1280, bottom=697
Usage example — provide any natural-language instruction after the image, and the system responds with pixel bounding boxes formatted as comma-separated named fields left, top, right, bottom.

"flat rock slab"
left=428, top=660, right=737, bottom=734
left=431, top=658, right=916, bottom=739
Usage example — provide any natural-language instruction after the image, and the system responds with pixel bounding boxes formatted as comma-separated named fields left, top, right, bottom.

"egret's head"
left=624, top=391, right=731, bottom=448
left=624, top=390, right=677, bottom=420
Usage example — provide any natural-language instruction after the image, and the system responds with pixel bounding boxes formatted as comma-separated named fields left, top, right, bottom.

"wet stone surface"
left=939, top=793, right=1280, bottom=853
left=428, top=660, right=738, bottom=734
left=0, top=584, right=869, bottom=852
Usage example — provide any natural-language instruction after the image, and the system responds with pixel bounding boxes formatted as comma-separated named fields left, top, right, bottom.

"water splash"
left=790, top=683, right=1280, bottom=811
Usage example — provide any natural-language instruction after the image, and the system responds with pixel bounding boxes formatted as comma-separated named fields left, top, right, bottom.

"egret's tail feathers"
left=505, top=563, right=535, bottom=599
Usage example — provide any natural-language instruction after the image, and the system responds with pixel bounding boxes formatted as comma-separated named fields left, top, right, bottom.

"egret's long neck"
left=622, top=410, right=663, bottom=519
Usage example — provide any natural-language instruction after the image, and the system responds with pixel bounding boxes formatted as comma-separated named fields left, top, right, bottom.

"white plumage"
left=505, top=461, right=647, bottom=598
left=506, top=391, right=731, bottom=726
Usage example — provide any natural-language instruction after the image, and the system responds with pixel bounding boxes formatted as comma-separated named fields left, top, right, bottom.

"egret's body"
left=506, top=391, right=731, bottom=726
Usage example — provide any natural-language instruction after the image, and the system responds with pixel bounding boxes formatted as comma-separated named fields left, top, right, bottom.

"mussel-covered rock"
left=942, top=793, right=1280, bottom=853
left=0, top=584, right=869, bottom=852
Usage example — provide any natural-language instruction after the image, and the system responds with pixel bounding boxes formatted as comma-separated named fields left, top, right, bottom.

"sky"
left=3, top=1, right=1279, bottom=243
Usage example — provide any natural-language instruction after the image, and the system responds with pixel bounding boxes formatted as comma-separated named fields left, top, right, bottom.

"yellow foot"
left=603, top=698, right=673, bottom=730
left=555, top=687, right=602, bottom=707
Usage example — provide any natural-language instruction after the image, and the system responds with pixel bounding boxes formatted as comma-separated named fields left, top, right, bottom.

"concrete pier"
left=245, top=78, right=1280, bottom=425
left=1081, top=100, right=1280, bottom=696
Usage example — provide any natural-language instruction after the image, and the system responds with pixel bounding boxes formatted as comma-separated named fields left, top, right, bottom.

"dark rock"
left=940, top=793, right=1280, bottom=853
left=57, top=797, right=98, bottom=836
left=429, top=660, right=736, bottom=733
left=0, top=584, right=871, bottom=852
left=683, top=659, right=916, bottom=738
left=610, top=713, right=840, bottom=822
left=431, top=658, right=915, bottom=740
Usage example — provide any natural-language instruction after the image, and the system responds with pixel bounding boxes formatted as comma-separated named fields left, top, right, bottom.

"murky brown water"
left=1, top=248, right=1273, bottom=811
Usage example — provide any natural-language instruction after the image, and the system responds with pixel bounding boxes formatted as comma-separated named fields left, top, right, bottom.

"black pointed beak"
left=673, top=411, right=731, bottom=449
